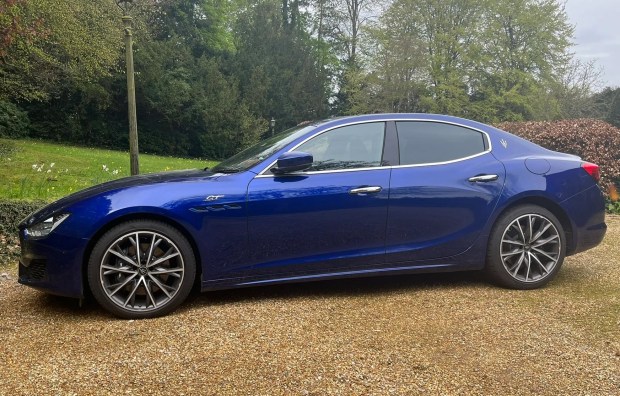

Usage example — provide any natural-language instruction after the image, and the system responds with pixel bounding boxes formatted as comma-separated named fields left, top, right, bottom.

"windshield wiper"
left=213, top=167, right=241, bottom=174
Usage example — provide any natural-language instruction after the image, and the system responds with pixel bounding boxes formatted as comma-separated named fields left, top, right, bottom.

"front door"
left=244, top=121, right=391, bottom=277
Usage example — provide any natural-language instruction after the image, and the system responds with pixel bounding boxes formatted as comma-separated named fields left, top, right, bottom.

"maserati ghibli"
left=18, top=114, right=607, bottom=318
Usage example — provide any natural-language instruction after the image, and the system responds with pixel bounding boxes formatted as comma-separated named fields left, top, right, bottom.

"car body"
left=18, top=114, right=607, bottom=318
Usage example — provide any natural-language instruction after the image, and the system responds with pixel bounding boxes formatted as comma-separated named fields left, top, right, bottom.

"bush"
left=497, top=119, right=620, bottom=192
left=0, top=200, right=46, bottom=234
left=0, top=101, right=30, bottom=138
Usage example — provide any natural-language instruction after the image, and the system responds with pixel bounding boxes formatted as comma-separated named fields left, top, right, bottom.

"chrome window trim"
left=256, top=165, right=393, bottom=177
left=255, top=118, right=492, bottom=178
left=393, top=149, right=492, bottom=169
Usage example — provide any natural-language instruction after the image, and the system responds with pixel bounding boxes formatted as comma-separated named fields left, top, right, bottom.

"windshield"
left=211, top=124, right=317, bottom=173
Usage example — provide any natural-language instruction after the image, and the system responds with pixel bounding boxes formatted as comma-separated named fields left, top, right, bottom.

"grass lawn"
left=0, top=138, right=218, bottom=201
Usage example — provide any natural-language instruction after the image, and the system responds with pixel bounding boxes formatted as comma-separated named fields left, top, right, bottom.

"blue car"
left=18, top=114, right=606, bottom=318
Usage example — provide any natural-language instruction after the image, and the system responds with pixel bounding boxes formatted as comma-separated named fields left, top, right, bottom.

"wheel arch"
left=81, top=212, right=203, bottom=292
left=490, top=195, right=575, bottom=255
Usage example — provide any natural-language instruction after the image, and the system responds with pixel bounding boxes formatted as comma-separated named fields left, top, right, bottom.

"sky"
left=565, top=0, right=620, bottom=88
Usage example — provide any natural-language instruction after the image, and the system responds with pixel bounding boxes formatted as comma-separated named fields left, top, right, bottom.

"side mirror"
left=271, top=151, right=313, bottom=175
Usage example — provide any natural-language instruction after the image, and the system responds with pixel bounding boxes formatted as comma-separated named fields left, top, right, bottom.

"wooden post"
left=123, top=15, right=139, bottom=175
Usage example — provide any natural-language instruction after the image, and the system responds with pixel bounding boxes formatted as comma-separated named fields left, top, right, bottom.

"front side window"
left=296, top=122, right=385, bottom=171
left=212, top=125, right=316, bottom=173
left=396, top=122, right=487, bottom=165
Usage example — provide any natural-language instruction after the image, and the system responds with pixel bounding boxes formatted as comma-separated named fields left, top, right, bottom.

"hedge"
left=0, top=200, right=46, bottom=234
left=0, top=100, right=30, bottom=138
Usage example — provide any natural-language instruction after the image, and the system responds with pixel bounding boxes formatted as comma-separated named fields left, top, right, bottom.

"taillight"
left=581, top=162, right=600, bottom=182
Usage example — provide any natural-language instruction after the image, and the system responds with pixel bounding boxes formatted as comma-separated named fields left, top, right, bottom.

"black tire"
left=486, top=205, right=566, bottom=289
left=87, top=220, right=196, bottom=319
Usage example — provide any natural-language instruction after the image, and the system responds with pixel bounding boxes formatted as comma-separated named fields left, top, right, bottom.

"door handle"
left=468, top=174, right=499, bottom=183
left=349, top=186, right=382, bottom=195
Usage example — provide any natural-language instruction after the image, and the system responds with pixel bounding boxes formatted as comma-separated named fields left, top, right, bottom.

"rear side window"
left=297, top=122, right=385, bottom=171
left=396, top=122, right=487, bottom=165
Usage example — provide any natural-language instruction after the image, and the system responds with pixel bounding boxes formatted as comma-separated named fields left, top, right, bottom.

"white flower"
left=102, top=165, right=109, bottom=172
left=46, top=169, right=51, bottom=173
left=37, top=167, right=42, bottom=172
left=112, top=169, right=119, bottom=175
left=32, top=164, right=37, bottom=170
left=50, top=162, right=55, bottom=168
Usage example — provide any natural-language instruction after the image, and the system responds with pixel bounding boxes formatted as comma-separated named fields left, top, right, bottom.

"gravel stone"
left=0, top=217, right=619, bottom=395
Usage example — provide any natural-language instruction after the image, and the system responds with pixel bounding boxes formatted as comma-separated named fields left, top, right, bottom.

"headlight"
left=25, top=214, right=70, bottom=237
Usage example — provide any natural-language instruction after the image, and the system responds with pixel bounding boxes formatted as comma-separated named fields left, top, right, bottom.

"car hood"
left=21, top=169, right=214, bottom=227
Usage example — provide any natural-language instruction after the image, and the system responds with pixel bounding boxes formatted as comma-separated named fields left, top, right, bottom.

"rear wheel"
left=87, top=220, right=196, bottom=319
left=486, top=205, right=566, bottom=289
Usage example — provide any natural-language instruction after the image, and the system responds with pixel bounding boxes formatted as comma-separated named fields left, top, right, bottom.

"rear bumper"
left=560, top=185, right=607, bottom=255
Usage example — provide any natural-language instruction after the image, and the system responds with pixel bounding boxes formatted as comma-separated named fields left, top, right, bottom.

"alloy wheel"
left=500, top=214, right=561, bottom=283
left=99, top=231, right=185, bottom=312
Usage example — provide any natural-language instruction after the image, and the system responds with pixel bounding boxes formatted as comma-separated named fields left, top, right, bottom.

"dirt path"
left=1, top=219, right=619, bottom=395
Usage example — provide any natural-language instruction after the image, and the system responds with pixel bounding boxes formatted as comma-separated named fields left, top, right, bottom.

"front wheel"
left=486, top=205, right=566, bottom=289
left=87, top=220, right=196, bottom=319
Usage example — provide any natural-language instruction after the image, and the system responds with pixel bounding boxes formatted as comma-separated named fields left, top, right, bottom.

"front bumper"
left=18, top=229, right=88, bottom=299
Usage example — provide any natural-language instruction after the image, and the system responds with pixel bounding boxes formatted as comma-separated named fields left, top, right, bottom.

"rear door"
left=386, top=121, right=505, bottom=263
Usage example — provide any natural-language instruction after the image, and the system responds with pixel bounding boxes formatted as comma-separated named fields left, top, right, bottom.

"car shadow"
left=26, top=271, right=488, bottom=319
left=186, top=270, right=488, bottom=309
left=29, top=292, right=107, bottom=319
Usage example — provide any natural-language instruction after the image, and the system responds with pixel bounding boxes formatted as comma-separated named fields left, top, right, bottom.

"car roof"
left=313, top=113, right=491, bottom=131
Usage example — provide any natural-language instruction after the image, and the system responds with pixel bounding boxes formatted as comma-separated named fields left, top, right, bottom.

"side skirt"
left=201, top=262, right=482, bottom=292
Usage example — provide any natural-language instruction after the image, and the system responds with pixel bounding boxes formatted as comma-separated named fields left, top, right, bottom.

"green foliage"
left=349, top=0, right=576, bottom=122
left=0, top=199, right=46, bottom=234
left=610, top=93, right=620, bottom=129
left=149, top=0, right=236, bottom=55
left=476, top=0, right=573, bottom=120
left=0, top=0, right=122, bottom=102
left=0, top=101, right=30, bottom=138
left=607, top=200, right=620, bottom=215
left=135, top=0, right=270, bottom=159
left=233, top=0, right=332, bottom=130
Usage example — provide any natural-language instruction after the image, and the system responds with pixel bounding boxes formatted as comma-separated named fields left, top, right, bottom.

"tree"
left=551, top=59, right=604, bottom=120
left=359, top=0, right=579, bottom=122
left=0, top=0, right=48, bottom=101
left=0, top=0, right=121, bottom=102
left=146, top=0, right=236, bottom=56
left=134, top=0, right=266, bottom=158
left=325, top=0, right=383, bottom=114
left=353, top=1, right=429, bottom=114
left=233, top=0, right=331, bottom=129
left=593, top=87, right=620, bottom=128
left=471, top=0, right=574, bottom=121
left=609, top=90, right=620, bottom=128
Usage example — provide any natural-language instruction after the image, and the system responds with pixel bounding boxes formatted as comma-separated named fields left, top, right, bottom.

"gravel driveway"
left=1, top=219, right=619, bottom=395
